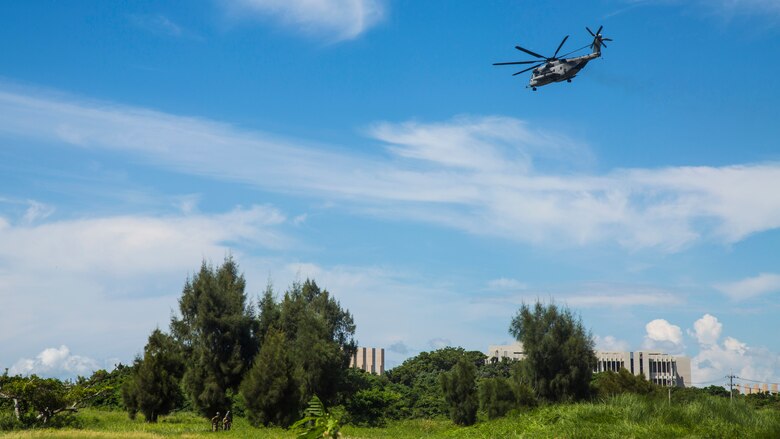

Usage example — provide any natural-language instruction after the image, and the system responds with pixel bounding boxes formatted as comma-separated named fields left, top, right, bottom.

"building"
left=350, top=347, right=385, bottom=375
left=486, top=342, right=691, bottom=387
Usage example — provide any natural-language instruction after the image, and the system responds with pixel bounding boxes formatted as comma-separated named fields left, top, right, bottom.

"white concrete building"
left=487, top=342, right=691, bottom=387
left=350, top=347, right=385, bottom=375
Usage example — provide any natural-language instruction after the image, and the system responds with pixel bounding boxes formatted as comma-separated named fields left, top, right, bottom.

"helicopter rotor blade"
left=493, top=61, right=541, bottom=66
left=586, top=26, right=595, bottom=37
left=552, top=35, right=569, bottom=59
left=513, top=63, right=543, bottom=76
left=515, top=45, right=546, bottom=59
left=596, top=25, right=603, bottom=35
left=600, top=41, right=608, bottom=48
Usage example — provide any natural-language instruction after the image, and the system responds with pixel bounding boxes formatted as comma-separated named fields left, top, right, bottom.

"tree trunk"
left=13, top=398, right=21, bottom=421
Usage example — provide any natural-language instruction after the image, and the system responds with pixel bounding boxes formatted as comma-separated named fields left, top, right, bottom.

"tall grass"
left=2, top=394, right=778, bottom=438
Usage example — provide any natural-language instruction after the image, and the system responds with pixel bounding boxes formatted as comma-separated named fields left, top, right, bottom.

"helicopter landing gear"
left=532, top=87, right=537, bottom=91
left=567, top=79, right=572, bottom=83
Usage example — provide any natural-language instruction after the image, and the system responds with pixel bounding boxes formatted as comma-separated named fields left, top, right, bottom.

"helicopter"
left=494, top=26, right=612, bottom=90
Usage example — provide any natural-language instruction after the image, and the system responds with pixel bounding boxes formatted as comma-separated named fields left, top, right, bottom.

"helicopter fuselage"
left=528, top=52, right=599, bottom=89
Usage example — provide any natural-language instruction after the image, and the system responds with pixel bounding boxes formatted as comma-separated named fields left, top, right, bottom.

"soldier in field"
left=222, top=410, right=232, bottom=431
left=211, top=411, right=222, bottom=432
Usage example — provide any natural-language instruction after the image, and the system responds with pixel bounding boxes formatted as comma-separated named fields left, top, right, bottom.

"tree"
left=122, top=329, right=184, bottom=422
left=170, top=257, right=258, bottom=416
left=478, top=377, right=516, bottom=419
left=440, top=357, right=478, bottom=426
left=385, top=347, right=485, bottom=419
left=240, top=329, right=300, bottom=427
left=277, top=280, right=356, bottom=405
left=0, top=372, right=108, bottom=427
left=340, top=369, right=401, bottom=427
left=509, top=301, right=596, bottom=402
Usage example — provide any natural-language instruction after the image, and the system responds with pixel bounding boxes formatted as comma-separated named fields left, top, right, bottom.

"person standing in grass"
left=222, top=411, right=232, bottom=431
left=211, top=412, right=222, bottom=431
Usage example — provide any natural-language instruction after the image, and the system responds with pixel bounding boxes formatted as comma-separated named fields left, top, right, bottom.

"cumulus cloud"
left=642, top=318, right=684, bottom=353
left=687, top=314, right=780, bottom=385
left=689, top=314, right=722, bottom=345
left=715, top=273, right=780, bottom=300
left=10, top=345, right=99, bottom=379
left=4, top=87, right=780, bottom=252
left=225, top=0, right=385, bottom=41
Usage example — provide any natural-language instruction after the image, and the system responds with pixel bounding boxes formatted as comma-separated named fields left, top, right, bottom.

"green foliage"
left=82, top=365, right=133, bottom=410
left=745, top=391, right=780, bottom=410
left=0, top=371, right=108, bottom=428
left=478, top=377, right=515, bottom=419
left=279, top=280, right=357, bottom=406
left=478, top=357, right=514, bottom=380
left=291, top=395, right=341, bottom=439
left=170, top=256, right=258, bottom=417
left=592, top=368, right=656, bottom=398
left=509, top=301, right=596, bottom=402
left=240, top=329, right=301, bottom=427
left=439, top=357, right=478, bottom=426
left=340, top=369, right=402, bottom=427
left=702, top=384, right=730, bottom=398
left=507, top=361, right=538, bottom=408
left=122, top=329, right=185, bottom=422
left=385, top=347, right=485, bottom=419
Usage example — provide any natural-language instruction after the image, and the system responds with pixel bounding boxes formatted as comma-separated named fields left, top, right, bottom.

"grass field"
left=2, top=395, right=779, bottom=438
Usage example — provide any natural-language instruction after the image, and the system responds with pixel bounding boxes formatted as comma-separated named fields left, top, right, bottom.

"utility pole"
left=727, top=371, right=736, bottom=403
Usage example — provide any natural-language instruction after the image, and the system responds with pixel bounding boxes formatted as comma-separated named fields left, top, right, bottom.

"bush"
left=592, top=368, right=656, bottom=398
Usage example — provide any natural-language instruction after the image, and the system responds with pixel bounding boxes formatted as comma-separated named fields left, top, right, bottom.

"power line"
left=736, top=376, right=780, bottom=385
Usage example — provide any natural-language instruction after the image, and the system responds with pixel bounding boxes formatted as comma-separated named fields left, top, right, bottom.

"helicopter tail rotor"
left=587, top=25, right=612, bottom=54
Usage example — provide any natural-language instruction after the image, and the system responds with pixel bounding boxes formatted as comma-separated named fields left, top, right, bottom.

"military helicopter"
left=494, top=26, right=612, bottom=90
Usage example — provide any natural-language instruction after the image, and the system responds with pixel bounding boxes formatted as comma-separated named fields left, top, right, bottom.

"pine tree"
left=122, top=329, right=184, bottom=422
left=240, top=329, right=300, bottom=427
left=439, top=357, right=478, bottom=426
left=170, top=257, right=258, bottom=416
left=509, top=301, right=596, bottom=402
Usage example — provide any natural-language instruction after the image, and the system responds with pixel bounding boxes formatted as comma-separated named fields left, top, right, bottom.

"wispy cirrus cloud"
left=715, top=273, right=780, bottom=300
left=223, top=0, right=385, bottom=41
left=625, top=0, right=780, bottom=19
left=2, top=85, right=780, bottom=252
left=128, top=14, right=187, bottom=38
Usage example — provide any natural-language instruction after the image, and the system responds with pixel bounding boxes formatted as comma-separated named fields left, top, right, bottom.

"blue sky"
left=1, top=0, right=779, bottom=386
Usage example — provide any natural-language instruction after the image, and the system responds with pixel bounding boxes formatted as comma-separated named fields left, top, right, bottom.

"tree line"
left=4, top=256, right=778, bottom=431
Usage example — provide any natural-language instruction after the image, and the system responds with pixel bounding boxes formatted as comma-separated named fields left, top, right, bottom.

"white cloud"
left=487, top=278, right=527, bottom=291
left=129, top=14, right=185, bottom=37
left=10, top=345, right=99, bottom=378
left=690, top=314, right=722, bottom=345
left=642, top=318, right=684, bottom=353
left=715, top=273, right=780, bottom=300
left=595, top=335, right=630, bottom=352
left=688, top=314, right=780, bottom=385
left=2, top=86, right=780, bottom=251
left=22, top=200, right=55, bottom=224
left=0, top=205, right=288, bottom=371
left=692, top=336, right=780, bottom=385
left=225, top=0, right=384, bottom=41
left=627, top=0, right=780, bottom=18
